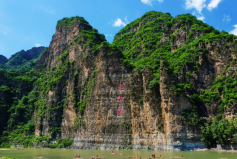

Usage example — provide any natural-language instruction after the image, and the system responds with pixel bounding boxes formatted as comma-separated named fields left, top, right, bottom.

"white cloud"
left=141, top=0, right=154, bottom=5
left=105, top=34, right=113, bottom=37
left=113, top=18, right=126, bottom=27
left=192, top=11, right=205, bottom=21
left=230, top=25, right=237, bottom=36
left=141, top=0, right=163, bottom=5
left=207, top=0, right=222, bottom=11
left=185, top=0, right=207, bottom=13
left=223, top=15, right=231, bottom=23
left=124, top=16, right=130, bottom=24
left=35, top=43, right=42, bottom=47
left=197, top=16, right=205, bottom=21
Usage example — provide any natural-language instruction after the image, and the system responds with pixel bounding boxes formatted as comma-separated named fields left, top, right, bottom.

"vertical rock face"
left=32, top=12, right=237, bottom=150
left=34, top=17, right=136, bottom=148
left=0, top=55, right=8, bottom=65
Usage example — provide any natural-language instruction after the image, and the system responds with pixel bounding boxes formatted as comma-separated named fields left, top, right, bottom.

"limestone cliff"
left=28, top=12, right=237, bottom=150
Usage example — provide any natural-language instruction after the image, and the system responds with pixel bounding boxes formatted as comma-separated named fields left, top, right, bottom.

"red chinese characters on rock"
left=117, top=83, right=124, bottom=115
left=117, top=107, right=123, bottom=115
left=118, top=96, right=124, bottom=102
left=118, top=83, right=124, bottom=91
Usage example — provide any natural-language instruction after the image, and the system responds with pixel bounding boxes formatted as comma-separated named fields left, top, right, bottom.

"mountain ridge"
left=0, top=46, right=47, bottom=72
left=0, top=55, right=8, bottom=65
left=0, top=11, right=237, bottom=150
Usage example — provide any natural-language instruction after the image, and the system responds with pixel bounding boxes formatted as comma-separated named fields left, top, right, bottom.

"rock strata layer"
left=27, top=12, right=237, bottom=150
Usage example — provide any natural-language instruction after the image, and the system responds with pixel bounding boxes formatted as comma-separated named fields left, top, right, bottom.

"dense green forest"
left=0, top=11, right=237, bottom=148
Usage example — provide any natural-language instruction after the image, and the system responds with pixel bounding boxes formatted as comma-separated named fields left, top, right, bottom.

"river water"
left=0, top=149, right=236, bottom=159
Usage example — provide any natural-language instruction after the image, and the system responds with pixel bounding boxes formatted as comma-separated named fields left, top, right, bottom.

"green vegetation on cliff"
left=113, top=11, right=237, bottom=146
left=1, top=11, right=237, bottom=149
left=201, top=117, right=237, bottom=147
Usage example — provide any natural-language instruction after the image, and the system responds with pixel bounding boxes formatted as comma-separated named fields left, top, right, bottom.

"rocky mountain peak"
left=1, top=11, right=237, bottom=151
left=56, top=16, right=94, bottom=34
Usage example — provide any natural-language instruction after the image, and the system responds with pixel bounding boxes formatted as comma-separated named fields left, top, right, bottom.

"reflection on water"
left=0, top=148, right=236, bottom=159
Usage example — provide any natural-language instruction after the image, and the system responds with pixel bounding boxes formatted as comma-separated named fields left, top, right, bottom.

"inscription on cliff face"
left=118, top=83, right=124, bottom=91
left=118, top=96, right=124, bottom=102
left=117, top=107, right=123, bottom=115
left=117, top=83, right=124, bottom=115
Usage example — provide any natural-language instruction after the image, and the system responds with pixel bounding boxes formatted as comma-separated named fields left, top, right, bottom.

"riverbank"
left=0, top=149, right=16, bottom=151
left=0, top=148, right=237, bottom=159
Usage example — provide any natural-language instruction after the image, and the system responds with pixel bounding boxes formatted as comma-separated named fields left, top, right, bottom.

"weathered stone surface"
left=33, top=15, right=237, bottom=151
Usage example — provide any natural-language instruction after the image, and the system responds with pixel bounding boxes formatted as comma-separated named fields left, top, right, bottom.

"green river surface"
left=0, top=149, right=236, bottom=159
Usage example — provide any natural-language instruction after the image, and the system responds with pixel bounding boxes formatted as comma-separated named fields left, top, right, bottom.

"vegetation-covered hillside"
left=113, top=11, right=237, bottom=147
left=0, top=46, right=47, bottom=72
left=0, top=11, right=237, bottom=149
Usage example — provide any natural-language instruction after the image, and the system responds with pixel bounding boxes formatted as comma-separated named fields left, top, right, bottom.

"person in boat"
left=112, top=150, right=113, bottom=153
left=139, top=156, right=141, bottom=159
left=75, top=154, right=77, bottom=158
left=181, top=153, right=183, bottom=158
left=121, top=151, right=123, bottom=155
left=92, top=156, right=94, bottom=159
left=152, top=154, right=154, bottom=158
left=148, top=156, right=151, bottom=159
left=136, top=153, right=138, bottom=157
left=160, top=154, right=161, bottom=157
left=153, top=154, right=155, bottom=158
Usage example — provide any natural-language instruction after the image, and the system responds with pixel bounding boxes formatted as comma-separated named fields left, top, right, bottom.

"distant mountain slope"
left=0, top=46, right=47, bottom=72
left=0, top=55, right=8, bottom=65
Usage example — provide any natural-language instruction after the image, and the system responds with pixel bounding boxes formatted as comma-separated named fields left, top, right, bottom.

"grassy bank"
left=0, top=155, right=18, bottom=159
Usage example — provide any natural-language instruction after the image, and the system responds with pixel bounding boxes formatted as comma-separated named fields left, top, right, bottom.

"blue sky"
left=0, top=0, right=236, bottom=58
